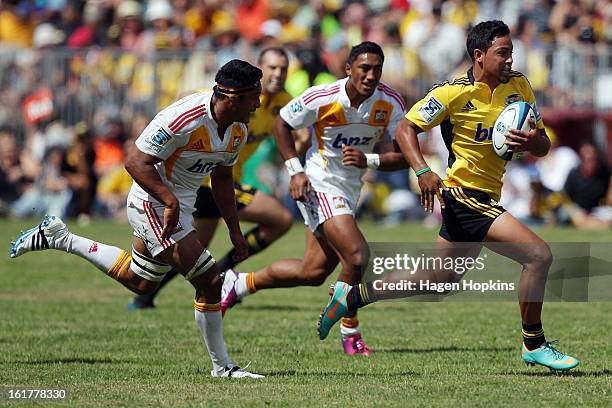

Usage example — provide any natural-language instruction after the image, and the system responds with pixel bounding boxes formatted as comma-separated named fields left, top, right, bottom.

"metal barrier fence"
left=0, top=45, right=611, bottom=132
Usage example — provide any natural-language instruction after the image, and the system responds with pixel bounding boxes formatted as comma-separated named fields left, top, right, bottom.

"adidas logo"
left=187, top=139, right=205, bottom=151
left=461, top=101, right=476, bottom=112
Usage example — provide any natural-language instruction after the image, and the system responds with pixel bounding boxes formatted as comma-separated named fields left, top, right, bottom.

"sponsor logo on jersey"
left=461, top=100, right=477, bottom=112
left=374, top=110, right=387, bottom=122
left=232, top=134, right=242, bottom=149
left=325, top=113, right=339, bottom=123
left=151, top=128, right=172, bottom=147
left=474, top=123, right=494, bottom=142
left=504, top=94, right=523, bottom=105
left=186, top=159, right=217, bottom=174
left=331, top=133, right=374, bottom=148
left=289, top=100, right=303, bottom=113
left=186, top=139, right=205, bottom=151
left=418, top=95, right=445, bottom=124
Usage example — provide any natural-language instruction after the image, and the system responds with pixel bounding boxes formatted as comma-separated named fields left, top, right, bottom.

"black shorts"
left=439, top=186, right=506, bottom=242
left=192, top=183, right=257, bottom=219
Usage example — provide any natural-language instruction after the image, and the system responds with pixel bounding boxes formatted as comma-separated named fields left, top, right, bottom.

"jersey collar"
left=466, top=67, right=493, bottom=93
left=338, top=77, right=351, bottom=108
left=467, top=67, right=475, bottom=85
left=340, top=76, right=378, bottom=110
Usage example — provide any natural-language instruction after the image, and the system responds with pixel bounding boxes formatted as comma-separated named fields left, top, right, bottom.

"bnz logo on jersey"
left=186, top=159, right=217, bottom=174
left=331, top=134, right=374, bottom=148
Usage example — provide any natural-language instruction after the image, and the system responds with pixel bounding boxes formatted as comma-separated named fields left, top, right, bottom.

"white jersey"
left=280, top=77, right=405, bottom=204
left=130, top=91, right=247, bottom=212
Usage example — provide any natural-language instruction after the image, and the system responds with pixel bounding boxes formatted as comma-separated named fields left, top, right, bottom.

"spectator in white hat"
left=139, top=0, right=184, bottom=53
left=112, top=0, right=144, bottom=51
left=32, top=23, right=66, bottom=48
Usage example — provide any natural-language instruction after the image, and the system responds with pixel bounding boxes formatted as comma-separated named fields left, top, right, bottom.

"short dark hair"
left=215, top=59, right=263, bottom=89
left=257, top=47, right=288, bottom=65
left=466, top=20, right=510, bottom=62
left=347, top=41, right=384, bottom=65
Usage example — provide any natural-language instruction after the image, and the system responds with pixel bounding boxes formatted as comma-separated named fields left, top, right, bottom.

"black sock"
left=522, top=322, right=546, bottom=350
left=346, top=282, right=375, bottom=310
left=217, top=227, right=269, bottom=272
left=134, top=269, right=179, bottom=305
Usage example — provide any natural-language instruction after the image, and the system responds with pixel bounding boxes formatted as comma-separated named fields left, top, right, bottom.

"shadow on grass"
left=507, top=369, right=612, bottom=377
left=374, top=346, right=515, bottom=353
left=6, top=358, right=130, bottom=365
left=239, top=305, right=303, bottom=312
left=262, top=369, right=420, bottom=377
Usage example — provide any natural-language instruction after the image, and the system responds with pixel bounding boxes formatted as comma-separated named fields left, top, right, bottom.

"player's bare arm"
left=210, top=165, right=248, bottom=262
left=505, top=119, right=551, bottom=157
left=395, top=118, right=446, bottom=212
left=124, top=146, right=179, bottom=239
left=341, top=141, right=408, bottom=171
left=273, top=116, right=311, bottom=201
left=294, top=127, right=312, bottom=156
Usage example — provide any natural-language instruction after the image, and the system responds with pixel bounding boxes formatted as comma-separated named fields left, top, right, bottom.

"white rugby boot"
left=9, top=215, right=70, bottom=258
left=210, top=364, right=265, bottom=379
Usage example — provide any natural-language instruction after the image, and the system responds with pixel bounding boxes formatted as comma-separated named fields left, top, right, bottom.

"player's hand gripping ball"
left=492, top=101, right=535, bottom=161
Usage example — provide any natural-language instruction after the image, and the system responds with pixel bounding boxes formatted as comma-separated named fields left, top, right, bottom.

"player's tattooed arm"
left=210, top=165, right=248, bottom=261
left=125, top=146, right=179, bottom=238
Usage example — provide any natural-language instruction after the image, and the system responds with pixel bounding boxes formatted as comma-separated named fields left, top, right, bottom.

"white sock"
left=340, top=323, right=362, bottom=339
left=62, top=232, right=126, bottom=273
left=194, top=308, right=233, bottom=373
left=234, top=273, right=250, bottom=298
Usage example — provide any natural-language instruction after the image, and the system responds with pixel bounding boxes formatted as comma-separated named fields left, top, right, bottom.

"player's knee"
left=262, top=208, right=292, bottom=239
left=184, top=249, right=217, bottom=282
left=526, top=243, right=553, bottom=270
left=276, top=208, right=293, bottom=234
left=129, top=247, right=172, bottom=289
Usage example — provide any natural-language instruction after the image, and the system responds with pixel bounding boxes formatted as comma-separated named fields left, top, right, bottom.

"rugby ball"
left=492, top=101, right=535, bottom=161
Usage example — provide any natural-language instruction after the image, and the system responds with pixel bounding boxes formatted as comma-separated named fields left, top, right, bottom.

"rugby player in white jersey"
left=220, top=42, right=408, bottom=356
left=9, top=60, right=265, bottom=378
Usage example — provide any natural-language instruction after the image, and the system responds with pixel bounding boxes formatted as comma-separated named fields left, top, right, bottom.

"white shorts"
left=296, top=191, right=354, bottom=232
left=126, top=193, right=194, bottom=257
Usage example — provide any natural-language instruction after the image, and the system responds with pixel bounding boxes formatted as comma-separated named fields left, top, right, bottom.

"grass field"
left=1, top=218, right=611, bottom=407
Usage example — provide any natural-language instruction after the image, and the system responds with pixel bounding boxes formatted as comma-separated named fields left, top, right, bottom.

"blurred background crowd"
left=0, top=0, right=610, bottom=229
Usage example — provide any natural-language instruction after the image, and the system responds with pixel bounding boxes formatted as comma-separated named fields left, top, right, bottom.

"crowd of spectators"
left=0, top=0, right=610, bottom=228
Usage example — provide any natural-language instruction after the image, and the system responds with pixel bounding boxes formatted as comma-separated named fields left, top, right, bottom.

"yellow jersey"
left=405, top=68, right=545, bottom=201
left=232, top=90, right=292, bottom=181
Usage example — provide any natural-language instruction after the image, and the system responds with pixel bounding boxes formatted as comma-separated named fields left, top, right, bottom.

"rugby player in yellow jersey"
left=318, top=21, right=580, bottom=371
left=129, top=47, right=294, bottom=310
